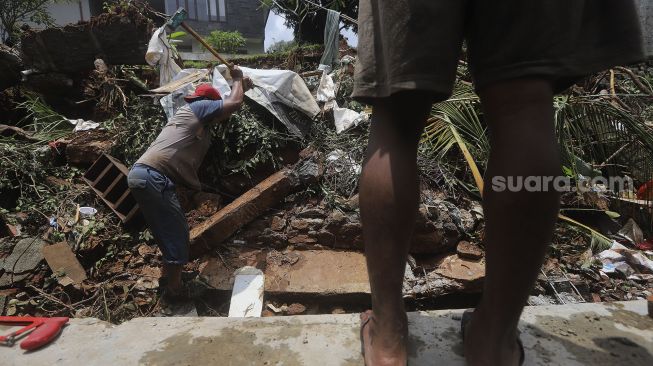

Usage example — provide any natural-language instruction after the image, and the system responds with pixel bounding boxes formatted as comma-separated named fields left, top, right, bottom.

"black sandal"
left=460, top=309, right=525, bottom=366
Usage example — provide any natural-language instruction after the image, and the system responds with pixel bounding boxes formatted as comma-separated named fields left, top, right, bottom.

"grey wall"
left=636, top=0, right=653, bottom=57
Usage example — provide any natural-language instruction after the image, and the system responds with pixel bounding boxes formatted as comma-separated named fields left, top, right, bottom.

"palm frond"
left=554, top=96, right=653, bottom=182
left=16, top=93, right=71, bottom=142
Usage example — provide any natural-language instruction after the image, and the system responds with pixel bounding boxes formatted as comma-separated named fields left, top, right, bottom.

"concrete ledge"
left=1, top=301, right=651, bottom=365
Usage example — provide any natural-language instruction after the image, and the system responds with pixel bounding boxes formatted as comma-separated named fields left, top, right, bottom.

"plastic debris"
left=213, top=65, right=320, bottom=138
left=618, top=218, right=644, bottom=244
left=597, top=241, right=653, bottom=279
left=228, top=266, right=264, bottom=317
left=145, top=26, right=182, bottom=86
left=78, top=207, right=97, bottom=219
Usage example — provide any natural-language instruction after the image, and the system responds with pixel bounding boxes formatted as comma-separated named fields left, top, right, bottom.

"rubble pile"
left=233, top=190, right=478, bottom=256
left=0, top=4, right=652, bottom=322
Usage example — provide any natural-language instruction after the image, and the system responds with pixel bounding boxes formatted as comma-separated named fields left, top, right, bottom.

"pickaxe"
left=166, top=8, right=235, bottom=69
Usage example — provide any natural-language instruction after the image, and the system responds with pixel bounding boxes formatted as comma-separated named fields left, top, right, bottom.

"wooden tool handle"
left=180, top=23, right=234, bottom=69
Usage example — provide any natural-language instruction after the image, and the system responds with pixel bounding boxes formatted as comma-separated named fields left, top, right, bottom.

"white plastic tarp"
left=316, top=69, right=368, bottom=133
left=316, top=70, right=336, bottom=104
left=160, top=68, right=210, bottom=120
left=213, top=65, right=320, bottom=138
left=145, top=26, right=182, bottom=86
left=333, top=106, right=367, bottom=133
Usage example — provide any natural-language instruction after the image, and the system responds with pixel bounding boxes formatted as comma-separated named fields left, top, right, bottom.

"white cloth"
left=67, top=118, right=99, bottom=132
left=145, top=26, right=182, bottom=86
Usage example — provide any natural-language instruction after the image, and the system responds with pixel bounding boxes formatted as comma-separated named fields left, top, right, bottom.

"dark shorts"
left=127, top=164, right=189, bottom=265
left=352, top=0, right=645, bottom=102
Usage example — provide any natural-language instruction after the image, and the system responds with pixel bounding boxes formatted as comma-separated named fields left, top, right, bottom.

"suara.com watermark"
left=490, top=175, right=633, bottom=193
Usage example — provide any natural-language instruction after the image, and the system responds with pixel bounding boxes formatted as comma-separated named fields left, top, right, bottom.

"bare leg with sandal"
left=353, top=1, right=644, bottom=365
left=359, top=91, right=433, bottom=366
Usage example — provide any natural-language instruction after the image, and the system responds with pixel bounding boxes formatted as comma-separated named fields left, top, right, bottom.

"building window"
left=165, top=0, right=226, bottom=22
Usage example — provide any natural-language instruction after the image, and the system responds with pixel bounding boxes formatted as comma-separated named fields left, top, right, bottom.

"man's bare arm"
left=221, top=67, right=246, bottom=116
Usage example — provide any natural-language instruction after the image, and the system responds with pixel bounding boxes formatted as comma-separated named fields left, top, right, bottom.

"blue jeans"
left=127, top=164, right=189, bottom=265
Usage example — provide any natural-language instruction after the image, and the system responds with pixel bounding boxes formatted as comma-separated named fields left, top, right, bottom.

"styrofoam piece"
left=228, top=266, right=264, bottom=318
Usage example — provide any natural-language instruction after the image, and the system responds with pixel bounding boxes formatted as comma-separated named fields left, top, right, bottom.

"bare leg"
left=464, top=78, right=561, bottom=365
left=359, top=92, right=433, bottom=365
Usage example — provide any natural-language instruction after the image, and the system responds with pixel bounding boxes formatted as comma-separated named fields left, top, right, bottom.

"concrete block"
left=1, top=301, right=651, bottom=365
left=199, top=249, right=265, bottom=291
left=265, top=250, right=370, bottom=294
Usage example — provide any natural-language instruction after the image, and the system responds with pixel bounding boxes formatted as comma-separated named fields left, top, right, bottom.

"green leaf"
left=169, top=31, right=187, bottom=39
left=590, top=232, right=612, bottom=253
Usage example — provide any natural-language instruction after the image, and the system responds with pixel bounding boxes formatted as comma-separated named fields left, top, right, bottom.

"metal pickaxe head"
left=166, top=8, right=188, bottom=31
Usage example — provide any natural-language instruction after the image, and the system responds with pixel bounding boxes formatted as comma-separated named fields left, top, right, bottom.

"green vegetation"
left=0, top=0, right=63, bottom=43
left=182, top=60, right=212, bottom=69
left=267, top=40, right=298, bottom=54
left=204, top=30, right=247, bottom=54
left=202, top=102, right=300, bottom=182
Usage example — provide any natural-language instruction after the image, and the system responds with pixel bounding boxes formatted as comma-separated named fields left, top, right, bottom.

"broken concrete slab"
left=0, top=272, right=31, bottom=288
left=265, top=250, right=370, bottom=294
left=456, top=241, right=484, bottom=260
left=42, top=242, right=87, bottom=286
left=190, top=157, right=322, bottom=258
left=1, top=301, right=651, bottom=365
left=200, top=249, right=371, bottom=296
left=2, top=237, right=46, bottom=275
left=199, top=249, right=265, bottom=291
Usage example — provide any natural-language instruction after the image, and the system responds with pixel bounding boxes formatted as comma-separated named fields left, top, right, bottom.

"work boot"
left=158, top=272, right=211, bottom=299
left=159, top=285, right=195, bottom=316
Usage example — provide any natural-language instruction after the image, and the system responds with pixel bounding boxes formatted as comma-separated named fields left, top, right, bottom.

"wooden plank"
left=42, top=242, right=87, bottom=286
left=190, top=169, right=295, bottom=258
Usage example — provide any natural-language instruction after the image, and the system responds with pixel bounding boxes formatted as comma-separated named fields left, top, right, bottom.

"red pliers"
left=0, top=316, right=69, bottom=350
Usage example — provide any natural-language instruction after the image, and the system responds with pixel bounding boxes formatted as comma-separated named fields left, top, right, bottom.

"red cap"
left=184, top=83, right=222, bottom=102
